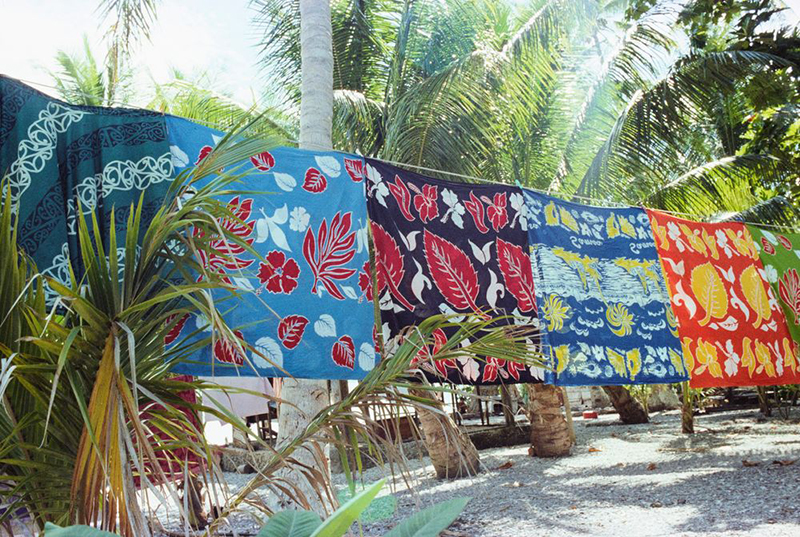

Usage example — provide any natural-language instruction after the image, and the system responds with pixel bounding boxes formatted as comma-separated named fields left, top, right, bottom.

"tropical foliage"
left=253, top=0, right=800, bottom=224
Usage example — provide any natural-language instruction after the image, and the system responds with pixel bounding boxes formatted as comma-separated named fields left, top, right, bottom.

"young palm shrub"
left=0, top=131, right=281, bottom=535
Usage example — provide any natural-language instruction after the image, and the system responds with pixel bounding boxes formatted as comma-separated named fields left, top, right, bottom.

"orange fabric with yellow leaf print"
left=647, top=211, right=798, bottom=388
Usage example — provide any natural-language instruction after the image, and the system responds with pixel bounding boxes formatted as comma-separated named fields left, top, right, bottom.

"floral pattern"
left=649, top=213, right=797, bottom=388
left=525, top=191, right=686, bottom=386
left=366, top=159, right=541, bottom=385
left=166, top=116, right=375, bottom=380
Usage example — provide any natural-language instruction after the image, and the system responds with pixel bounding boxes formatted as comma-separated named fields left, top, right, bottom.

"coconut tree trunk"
left=527, top=384, right=571, bottom=457
left=681, top=382, right=694, bottom=434
left=410, top=389, right=480, bottom=479
left=275, top=0, right=334, bottom=513
left=603, top=386, right=649, bottom=424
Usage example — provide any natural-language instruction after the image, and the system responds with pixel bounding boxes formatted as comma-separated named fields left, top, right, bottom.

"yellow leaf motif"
left=741, top=337, right=756, bottom=377
left=690, top=263, right=728, bottom=326
left=619, top=217, right=636, bottom=238
left=695, top=338, right=723, bottom=378
left=653, top=221, right=670, bottom=251
left=545, top=201, right=559, bottom=226
left=681, top=337, right=695, bottom=374
left=702, top=229, right=719, bottom=260
left=606, top=303, right=633, bottom=337
left=725, top=228, right=758, bottom=259
left=552, top=248, right=602, bottom=292
left=782, top=338, right=797, bottom=375
left=559, top=207, right=579, bottom=232
left=606, top=214, right=620, bottom=238
left=606, top=348, right=627, bottom=377
left=669, top=348, right=686, bottom=375
left=740, top=265, right=773, bottom=329
left=679, top=224, right=707, bottom=256
left=666, top=306, right=679, bottom=337
left=554, top=344, right=570, bottom=374
left=755, top=340, right=775, bottom=377
left=543, top=294, right=570, bottom=332
left=626, top=348, right=642, bottom=380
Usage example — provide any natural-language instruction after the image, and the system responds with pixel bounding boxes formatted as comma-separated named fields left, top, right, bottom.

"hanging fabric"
left=364, top=159, right=541, bottom=384
left=524, top=190, right=687, bottom=386
left=0, top=76, right=172, bottom=305
left=648, top=211, right=798, bottom=388
left=165, top=116, right=377, bottom=379
left=746, top=226, right=800, bottom=358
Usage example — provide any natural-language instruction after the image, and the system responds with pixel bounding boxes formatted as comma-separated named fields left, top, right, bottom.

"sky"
left=0, top=0, right=266, bottom=105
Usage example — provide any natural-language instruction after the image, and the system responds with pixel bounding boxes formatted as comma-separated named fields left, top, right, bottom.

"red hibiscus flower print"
left=195, top=145, right=214, bottom=165
left=412, top=183, right=439, bottom=223
left=250, top=151, right=275, bottom=171
left=332, top=335, right=355, bottom=369
left=214, top=330, right=246, bottom=365
left=761, top=237, right=776, bottom=255
left=464, top=191, right=489, bottom=233
left=258, top=250, right=300, bottom=294
left=486, top=192, right=508, bottom=231
left=410, top=329, right=455, bottom=376
left=195, top=196, right=256, bottom=283
left=278, top=315, right=309, bottom=349
left=357, top=260, right=375, bottom=301
left=481, top=357, right=524, bottom=383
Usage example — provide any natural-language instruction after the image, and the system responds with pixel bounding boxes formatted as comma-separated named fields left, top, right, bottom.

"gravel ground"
left=157, top=408, right=800, bottom=536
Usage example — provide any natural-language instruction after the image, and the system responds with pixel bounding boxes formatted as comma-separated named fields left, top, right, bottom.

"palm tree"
left=50, top=35, right=132, bottom=106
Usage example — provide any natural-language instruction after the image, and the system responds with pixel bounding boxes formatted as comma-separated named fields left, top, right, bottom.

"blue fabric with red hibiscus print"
left=165, top=116, right=376, bottom=379
left=523, top=189, right=687, bottom=386
left=365, top=159, right=541, bottom=385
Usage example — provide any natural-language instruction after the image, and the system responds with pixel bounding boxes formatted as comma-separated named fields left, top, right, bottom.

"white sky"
left=0, top=0, right=266, bottom=105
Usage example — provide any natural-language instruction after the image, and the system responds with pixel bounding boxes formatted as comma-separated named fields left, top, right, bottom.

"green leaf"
left=257, top=510, right=323, bottom=537
left=44, top=522, right=118, bottom=536
left=309, top=479, right=386, bottom=537
left=384, top=497, right=471, bottom=537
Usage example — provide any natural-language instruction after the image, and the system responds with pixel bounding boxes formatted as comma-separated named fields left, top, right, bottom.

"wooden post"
left=681, top=381, right=694, bottom=434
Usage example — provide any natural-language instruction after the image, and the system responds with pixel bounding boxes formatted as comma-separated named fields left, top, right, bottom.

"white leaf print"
left=717, top=316, right=739, bottom=331
left=211, top=134, right=223, bottom=145
left=411, top=258, right=432, bottom=303
left=358, top=342, right=376, bottom=371
left=255, top=218, right=270, bottom=244
left=486, top=268, right=505, bottom=309
left=729, top=287, right=750, bottom=321
left=760, top=229, right=778, bottom=244
left=400, top=230, right=420, bottom=252
left=468, top=240, right=492, bottom=264
left=315, top=155, right=341, bottom=177
left=232, top=277, right=254, bottom=291
left=663, top=257, right=684, bottom=276
left=314, top=314, right=337, bottom=337
left=716, top=265, right=735, bottom=283
left=268, top=221, right=291, bottom=252
left=195, top=314, right=211, bottom=332
left=170, top=145, right=188, bottom=167
left=672, top=280, right=697, bottom=319
left=272, top=204, right=289, bottom=224
left=274, top=172, right=297, bottom=192
left=254, top=337, right=283, bottom=368
left=451, top=209, right=464, bottom=229
left=343, top=286, right=359, bottom=300
left=438, top=303, right=465, bottom=322
left=356, top=221, right=368, bottom=253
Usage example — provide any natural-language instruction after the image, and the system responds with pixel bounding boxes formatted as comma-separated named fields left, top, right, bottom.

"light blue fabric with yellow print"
left=523, top=190, right=687, bottom=386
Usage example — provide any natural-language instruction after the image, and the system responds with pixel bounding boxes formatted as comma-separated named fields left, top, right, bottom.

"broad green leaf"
left=384, top=497, right=470, bottom=537
left=309, top=479, right=386, bottom=537
left=44, top=522, right=117, bottom=536
left=257, top=510, right=323, bottom=537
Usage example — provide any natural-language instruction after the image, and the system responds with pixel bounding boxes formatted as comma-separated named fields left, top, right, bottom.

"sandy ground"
left=158, top=407, right=800, bottom=536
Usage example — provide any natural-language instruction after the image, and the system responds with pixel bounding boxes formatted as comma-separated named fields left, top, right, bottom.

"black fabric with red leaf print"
left=365, top=159, right=541, bottom=384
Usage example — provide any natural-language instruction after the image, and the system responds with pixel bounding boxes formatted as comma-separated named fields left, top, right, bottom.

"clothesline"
left=15, top=75, right=799, bottom=233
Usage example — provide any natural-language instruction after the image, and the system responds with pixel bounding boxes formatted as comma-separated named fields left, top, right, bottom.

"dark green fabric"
left=0, top=76, right=171, bottom=303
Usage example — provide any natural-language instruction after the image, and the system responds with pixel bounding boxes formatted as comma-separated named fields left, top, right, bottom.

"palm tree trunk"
left=275, top=0, right=333, bottom=513
left=527, top=384, right=571, bottom=457
left=410, top=389, right=480, bottom=479
left=603, top=386, right=649, bottom=424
